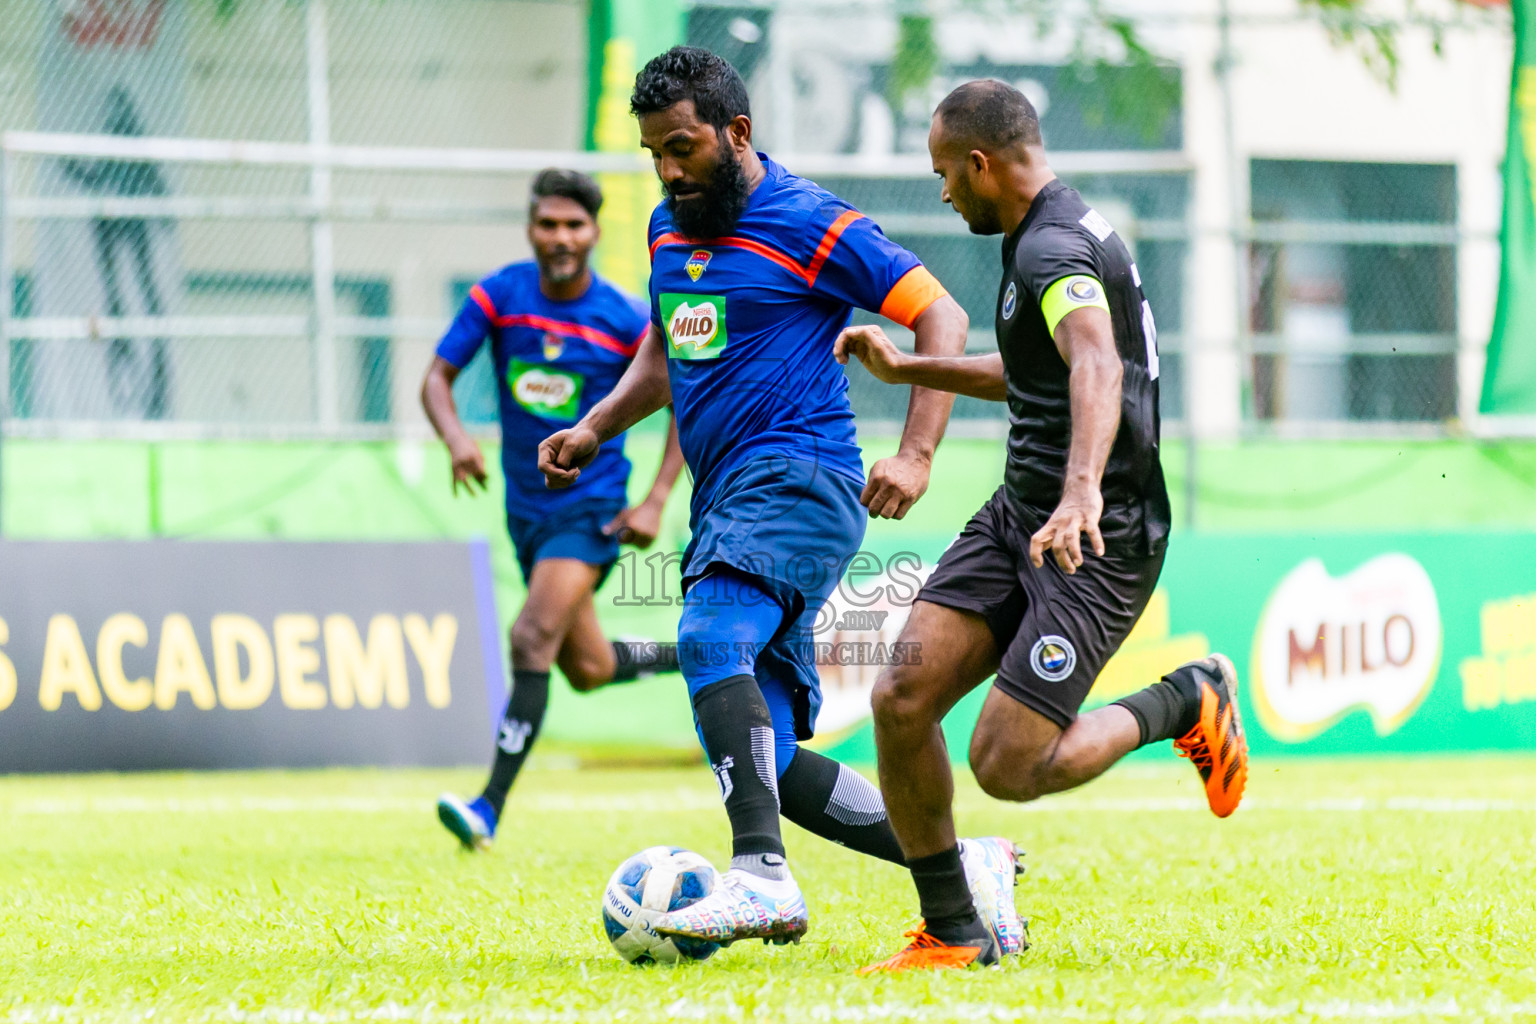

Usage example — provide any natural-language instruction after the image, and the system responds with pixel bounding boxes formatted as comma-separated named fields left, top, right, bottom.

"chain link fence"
left=0, top=0, right=1506, bottom=447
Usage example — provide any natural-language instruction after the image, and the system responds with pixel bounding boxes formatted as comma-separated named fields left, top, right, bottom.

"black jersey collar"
left=1002, top=177, right=1064, bottom=265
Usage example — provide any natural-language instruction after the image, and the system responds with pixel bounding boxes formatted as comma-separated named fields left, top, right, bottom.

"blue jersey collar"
left=748, top=152, right=783, bottom=210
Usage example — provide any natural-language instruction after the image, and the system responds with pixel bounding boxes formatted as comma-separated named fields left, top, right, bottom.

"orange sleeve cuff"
left=879, top=266, right=948, bottom=328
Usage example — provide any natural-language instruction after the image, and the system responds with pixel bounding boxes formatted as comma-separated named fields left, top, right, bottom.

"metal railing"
left=0, top=130, right=1494, bottom=444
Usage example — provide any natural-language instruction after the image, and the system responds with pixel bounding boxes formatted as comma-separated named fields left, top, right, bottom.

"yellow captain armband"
left=1040, top=275, right=1109, bottom=338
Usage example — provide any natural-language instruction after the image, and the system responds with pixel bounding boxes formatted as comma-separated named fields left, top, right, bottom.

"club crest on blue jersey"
left=542, top=333, right=564, bottom=361
left=1002, top=282, right=1018, bottom=320
left=1030, top=634, right=1077, bottom=682
left=685, top=249, right=712, bottom=282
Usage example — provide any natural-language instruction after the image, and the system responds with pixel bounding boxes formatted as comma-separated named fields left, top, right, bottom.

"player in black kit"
left=837, top=80, right=1250, bottom=973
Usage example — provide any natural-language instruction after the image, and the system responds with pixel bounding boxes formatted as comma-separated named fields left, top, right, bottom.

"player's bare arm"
left=539, top=325, right=670, bottom=489
left=861, top=294, right=969, bottom=520
left=604, top=410, right=685, bottom=548
left=420, top=355, right=489, bottom=495
left=1027, top=304, right=1121, bottom=575
left=836, top=323, right=1007, bottom=401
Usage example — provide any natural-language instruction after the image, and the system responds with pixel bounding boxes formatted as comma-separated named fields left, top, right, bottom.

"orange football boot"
left=1172, top=653, right=1249, bottom=818
left=858, top=927, right=997, bottom=975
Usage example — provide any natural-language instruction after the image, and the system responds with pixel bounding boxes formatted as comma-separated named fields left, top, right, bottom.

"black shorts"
left=917, top=487, right=1165, bottom=729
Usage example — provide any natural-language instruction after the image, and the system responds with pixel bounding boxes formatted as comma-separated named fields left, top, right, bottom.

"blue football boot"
left=437, top=793, right=496, bottom=851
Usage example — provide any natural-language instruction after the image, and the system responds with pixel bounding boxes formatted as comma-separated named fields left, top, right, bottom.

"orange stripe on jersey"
left=469, top=284, right=498, bottom=320
left=650, top=210, right=867, bottom=289
left=648, top=232, right=684, bottom=261
left=650, top=231, right=809, bottom=282
left=879, top=266, right=948, bottom=328
left=805, top=209, right=863, bottom=287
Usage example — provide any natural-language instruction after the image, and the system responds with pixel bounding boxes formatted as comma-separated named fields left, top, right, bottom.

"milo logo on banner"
left=660, top=294, right=728, bottom=360
left=1251, top=553, right=1443, bottom=742
left=508, top=359, right=583, bottom=420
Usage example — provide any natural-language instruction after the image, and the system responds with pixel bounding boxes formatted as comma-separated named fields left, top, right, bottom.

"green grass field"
left=2, top=756, right=1534, bottom=1024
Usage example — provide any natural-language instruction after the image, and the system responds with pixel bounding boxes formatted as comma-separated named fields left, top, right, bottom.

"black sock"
left=692, top=674, right=784, bottom=859
left=479, top=669, right=549, bottom=816
left=609, top=640, right=680, bottom=683
left=779, top=747, right=905, bottom=865
left=908, top=846, right=983, bottom=939
left=1114, top=664, right=1203, bottom=747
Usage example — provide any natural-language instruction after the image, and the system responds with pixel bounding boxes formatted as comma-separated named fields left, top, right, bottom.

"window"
left=1249, top=160, right=1457, bottom=424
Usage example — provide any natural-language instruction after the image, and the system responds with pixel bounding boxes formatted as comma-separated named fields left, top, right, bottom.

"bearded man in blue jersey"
left=423, top=168, right=686, bottom=852
left=538, top=48, right=1025, bottom=954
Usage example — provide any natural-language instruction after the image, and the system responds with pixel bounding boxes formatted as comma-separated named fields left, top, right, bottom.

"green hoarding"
left=1152, top=533, right=1536, bottom=755
left=547, top=530, right=1536, bottom=761
left=808, top=533, right=1536, bottom=763
left=6, top=435, right=1534, bottom=762
left=1482, top=0, right=1536, bottom=414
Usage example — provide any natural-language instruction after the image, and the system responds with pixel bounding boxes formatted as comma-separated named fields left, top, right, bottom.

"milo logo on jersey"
left=660, top=294, right=728, bottom=361
left=507, top=359, right=583, bottom=420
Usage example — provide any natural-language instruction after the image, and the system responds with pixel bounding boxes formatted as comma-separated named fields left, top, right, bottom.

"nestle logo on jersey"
left=660, top=293, right=728, bottom=360
left=507, top=359, right=583, bottom=419
left=670, top=303, right=717, bottom=348
left=685, top=249, right=712, bottom=281
left=515, top=372, right=574, bottom=406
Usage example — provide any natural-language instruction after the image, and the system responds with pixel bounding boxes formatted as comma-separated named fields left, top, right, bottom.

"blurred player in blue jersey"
left=422, top=168, right=686, bottom=852
left=538, top=49, right=1026, bottom=952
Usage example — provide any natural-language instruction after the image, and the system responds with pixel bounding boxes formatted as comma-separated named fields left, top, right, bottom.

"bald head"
left=928, top=80, right=1053, bottom=237
left=933, top=79, right=1041, bottom=155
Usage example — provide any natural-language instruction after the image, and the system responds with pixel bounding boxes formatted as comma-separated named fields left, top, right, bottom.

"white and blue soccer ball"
left=601, top=846, right=720, bottom=964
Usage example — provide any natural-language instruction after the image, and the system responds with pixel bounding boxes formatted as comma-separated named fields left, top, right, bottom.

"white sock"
left=729, top=854, right=796, bottom=891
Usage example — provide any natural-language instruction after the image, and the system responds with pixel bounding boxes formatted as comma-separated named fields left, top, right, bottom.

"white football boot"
left=652, top=867, right=810, bottom=946
left=959, top=837, right=1029, bottom=956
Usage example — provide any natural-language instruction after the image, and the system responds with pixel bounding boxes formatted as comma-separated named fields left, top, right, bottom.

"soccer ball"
left=601, top=846, right=721, bottom=964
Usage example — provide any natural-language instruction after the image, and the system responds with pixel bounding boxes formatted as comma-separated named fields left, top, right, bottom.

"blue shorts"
left=506, top=500, right=624, bottom=586
left=681, top=456, right=867, bottom=741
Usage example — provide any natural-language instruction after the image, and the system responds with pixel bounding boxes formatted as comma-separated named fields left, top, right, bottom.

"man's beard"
left=952, top=178, right=1003, bottom=236
left=540, top=253, right=582, bottom=283
left=666, top=145, right=751, bottom=239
